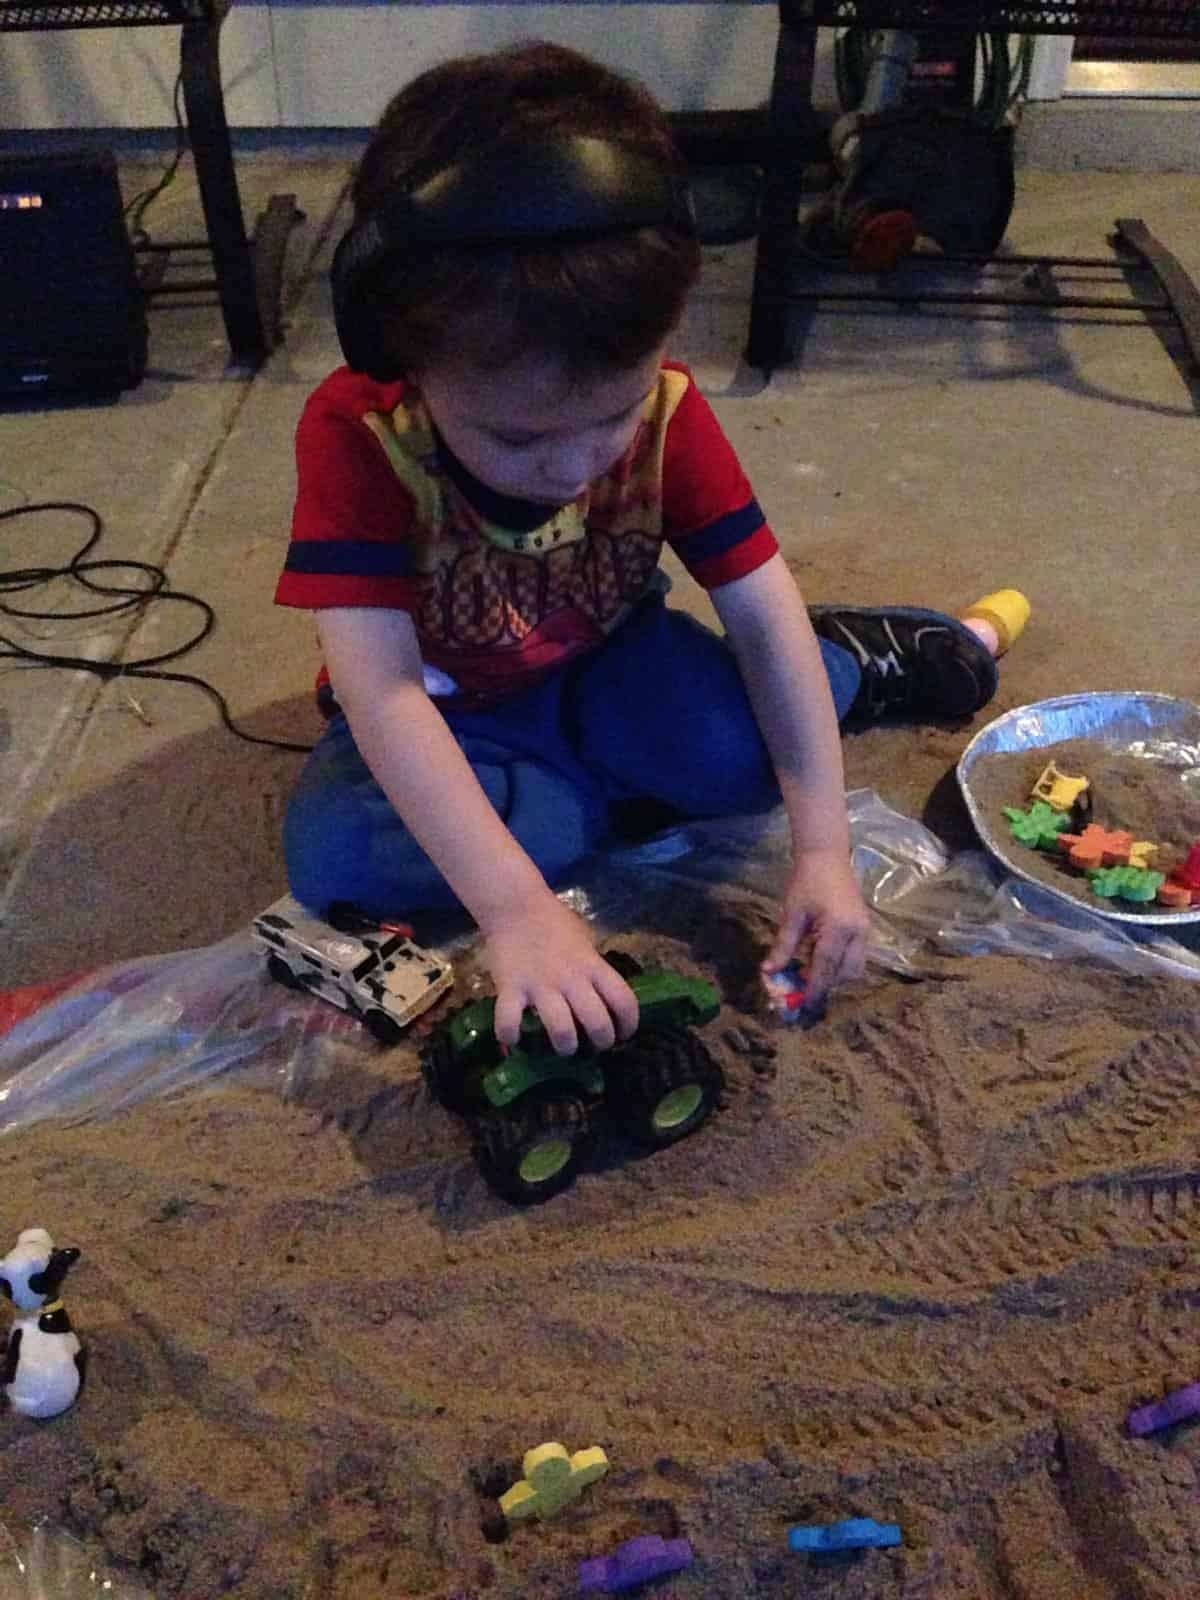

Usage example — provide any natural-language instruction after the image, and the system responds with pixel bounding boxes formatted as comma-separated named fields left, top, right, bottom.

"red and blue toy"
left=761, top=962, right=809, bottom=1024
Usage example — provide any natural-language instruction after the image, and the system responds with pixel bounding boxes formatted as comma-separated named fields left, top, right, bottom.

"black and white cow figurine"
left=0, top=1227, right=85, bottom=1419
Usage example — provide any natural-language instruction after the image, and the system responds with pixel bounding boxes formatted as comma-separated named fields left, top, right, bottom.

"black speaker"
left=0, top=149, right=147, bottom=398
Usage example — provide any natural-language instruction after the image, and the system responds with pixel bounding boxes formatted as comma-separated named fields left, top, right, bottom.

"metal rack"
left=747, top=0, right=1200, bottom=378
left=0, top=0, right=298, bottom=368
left=784, top=0, right=1200, bottom=37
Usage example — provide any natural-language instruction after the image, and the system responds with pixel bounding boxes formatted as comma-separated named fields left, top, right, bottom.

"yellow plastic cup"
left=960, top=589, right=1031, bottom=656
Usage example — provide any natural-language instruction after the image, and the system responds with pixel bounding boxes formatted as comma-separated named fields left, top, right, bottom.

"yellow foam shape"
left=961, top=589, right=1031, bottom=656
left=499, top=1441, right=610, bottom=1521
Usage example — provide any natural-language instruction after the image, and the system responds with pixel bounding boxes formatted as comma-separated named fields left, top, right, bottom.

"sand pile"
left=970, top=737, right=1200, bottom=912
left=2, top=934, right=1200, bottom=1599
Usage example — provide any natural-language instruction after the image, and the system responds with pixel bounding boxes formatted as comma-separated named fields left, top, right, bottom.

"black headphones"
left=331, top=133, right=697, bottom=380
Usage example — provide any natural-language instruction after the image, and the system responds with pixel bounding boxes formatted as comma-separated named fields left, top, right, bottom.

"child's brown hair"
left=350, top=42, right=701, bottom=380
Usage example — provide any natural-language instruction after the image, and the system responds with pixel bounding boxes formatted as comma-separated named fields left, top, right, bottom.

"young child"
left=276, top=40, right=1015, bottom=1054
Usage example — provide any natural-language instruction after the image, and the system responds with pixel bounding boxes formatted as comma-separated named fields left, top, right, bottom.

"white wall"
left=1, top=4, right=783, bottom=129
left=0, top=6, right=277, bottom=127
left=276, top=5, right=788, bottom=125
left=0, top=5, right=1073, bottom=132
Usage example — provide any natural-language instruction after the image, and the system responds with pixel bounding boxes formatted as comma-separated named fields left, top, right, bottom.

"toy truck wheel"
left=266, top=954, right=303, bottom=990
left=603, top=951, right=644, bottom=980
left=472, top=1093, right=596, bottom=1205
left=616, top=1028, right=725, bottom=1150
left=421, top=1032, right=473, bottom=1115
left=363, top=1007, right=403, bottom=1047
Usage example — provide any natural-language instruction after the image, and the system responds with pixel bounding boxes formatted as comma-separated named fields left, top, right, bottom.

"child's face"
left=417, top=345, right=664, bottom=506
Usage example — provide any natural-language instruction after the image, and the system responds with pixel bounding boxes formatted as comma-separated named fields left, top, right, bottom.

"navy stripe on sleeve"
left=676, top=499, right=765, bottom=566
left=284, top=539, right=416, bottom=578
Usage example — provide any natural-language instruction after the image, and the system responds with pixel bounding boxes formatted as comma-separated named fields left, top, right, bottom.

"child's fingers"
left=495, top=972, right=631, bottom=1058
left=495, top=984, right=583, bottom=1052
left=563, top=967, right=641, bottom=1051
left=492, top=988, right=527, bottom=1049
left=840, top=925, right=868, bottom=983
left=529, top=990, right=580, bottom=1057
left=803, top=947, right=836, bottom=1011
left=565, top=983, right=620, bottom=1053
left=595, top=970, right=640, bottom=1042
left=805, top=926, right=861, bottom=1010
left=761, top=912, right=811, bottom=975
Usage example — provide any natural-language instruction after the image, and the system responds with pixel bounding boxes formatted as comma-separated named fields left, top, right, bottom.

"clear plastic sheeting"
left=0, top=933, right=370, bottom=1137
left=0, top=788, right=1197, bottom=1139
left=594, top=789, right=1200, bottom=982
left=0, top=1521, right=153, bottom=1600
left=581, top=793, right=940, bottom=977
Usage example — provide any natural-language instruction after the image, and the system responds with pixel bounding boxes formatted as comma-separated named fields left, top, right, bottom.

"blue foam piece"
left=788, top=1517, right=901, bottom=1552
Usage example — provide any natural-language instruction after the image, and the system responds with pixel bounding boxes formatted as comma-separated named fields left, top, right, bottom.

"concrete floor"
left=2, top=148, right=1199, bottom=988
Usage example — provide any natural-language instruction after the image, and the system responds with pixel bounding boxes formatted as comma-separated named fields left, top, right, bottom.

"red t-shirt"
left=276, top=360, right=777, bottom=706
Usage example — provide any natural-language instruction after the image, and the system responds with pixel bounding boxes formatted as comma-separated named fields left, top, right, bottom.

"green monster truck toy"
left=421, top=953, right=725, bottom=1205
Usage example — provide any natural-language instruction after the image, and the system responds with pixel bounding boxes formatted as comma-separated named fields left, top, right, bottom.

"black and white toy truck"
left=253, top=894, right=453, bottom=1044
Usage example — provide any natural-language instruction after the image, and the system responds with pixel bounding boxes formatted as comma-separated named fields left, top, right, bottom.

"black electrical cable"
left=124, top=69, right=188, bottom=248
left=0, top=501, right=314, bottom=754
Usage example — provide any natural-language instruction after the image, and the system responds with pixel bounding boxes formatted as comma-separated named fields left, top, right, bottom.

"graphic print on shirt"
left=277, top=364, right=778, bottom=706
left=358, top=382, right=672, bottom=693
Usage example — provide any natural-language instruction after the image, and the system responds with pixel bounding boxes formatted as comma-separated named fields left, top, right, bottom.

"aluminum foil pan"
left=957, top=691, right=1200, bottom=927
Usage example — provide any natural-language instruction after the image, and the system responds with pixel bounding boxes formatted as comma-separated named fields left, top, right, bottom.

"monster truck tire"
left=472, top=1092, right=596, bottom=1206
left=266, top=954, right=303, bottom=990
left=603, top=950, right=644, bottom=980
left=615, top=1027, right=725, bottom=1149
left=421, top=1030, right=474, bottom=1115
left=363, top=1007, right=404, bottom=1047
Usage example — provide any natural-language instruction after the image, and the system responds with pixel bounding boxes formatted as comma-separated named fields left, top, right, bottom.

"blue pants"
left=284, top=595, right=861, bottom=917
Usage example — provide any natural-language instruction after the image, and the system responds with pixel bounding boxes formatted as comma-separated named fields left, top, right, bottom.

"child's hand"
left=484, top=893, right=639, bottom=1056
left=760, top=847, right=869, bottom=1015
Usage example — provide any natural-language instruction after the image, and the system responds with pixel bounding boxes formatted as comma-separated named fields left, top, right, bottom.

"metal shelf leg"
left=746, top=12, right=823, bottom=375
left=179, top=10, right=268, bottom=367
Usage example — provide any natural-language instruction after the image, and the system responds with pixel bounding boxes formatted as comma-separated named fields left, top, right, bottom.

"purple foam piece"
left=579, top=1534, right=693, bottom=1593
left=1127, top=1382, right=1200, bottom=1436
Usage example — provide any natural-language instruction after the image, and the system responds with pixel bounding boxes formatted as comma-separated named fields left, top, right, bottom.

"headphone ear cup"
left=331, top=219, right=403, bottom=382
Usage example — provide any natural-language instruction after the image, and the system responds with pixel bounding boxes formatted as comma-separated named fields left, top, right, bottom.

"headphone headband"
left=332, top=134, right=696, bottom=378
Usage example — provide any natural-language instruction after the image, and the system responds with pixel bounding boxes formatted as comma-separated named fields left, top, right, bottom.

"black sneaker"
left=808, top=605, right=999, bottom=723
